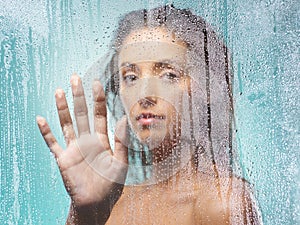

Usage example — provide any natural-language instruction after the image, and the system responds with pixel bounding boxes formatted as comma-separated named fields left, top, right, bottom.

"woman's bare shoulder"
left=191, top=172, right=263, bottom=225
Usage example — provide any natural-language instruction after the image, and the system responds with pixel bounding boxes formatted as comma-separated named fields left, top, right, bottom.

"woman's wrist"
left=66, top=203, right=111, bottom=225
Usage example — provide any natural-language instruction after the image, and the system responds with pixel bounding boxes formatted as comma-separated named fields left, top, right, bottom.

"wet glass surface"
left=0, top=1, right=299, bottom=224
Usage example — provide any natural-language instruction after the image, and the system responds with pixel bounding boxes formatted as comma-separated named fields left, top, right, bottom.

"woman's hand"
left=36, top=74, right=128, bottom=224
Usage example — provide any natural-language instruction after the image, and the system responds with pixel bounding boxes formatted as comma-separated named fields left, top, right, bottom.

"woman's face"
left=118, top=27, right=190, bottom=148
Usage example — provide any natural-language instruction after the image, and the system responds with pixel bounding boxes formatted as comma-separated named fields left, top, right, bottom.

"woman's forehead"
left=122, top=27, right=185, bottom=46
left=118, top=27, right=187, bottom=68
left=118, top=41, right=187, bottom=69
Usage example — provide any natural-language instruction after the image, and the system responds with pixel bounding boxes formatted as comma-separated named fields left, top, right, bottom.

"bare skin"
left=37, top=75, right=260, bottom=225
left=37, top=27, right=261, bottom=225
left=107, top=167, right=259, bottom=225
left=37, top=75, right=128, bottom=225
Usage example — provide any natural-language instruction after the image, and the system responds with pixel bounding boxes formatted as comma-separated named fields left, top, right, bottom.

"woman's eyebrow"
left=154, top=61, right=183, bottom=72
left=120, top=62, right=138, bottom=70
left=154, top=62, right=174, bottom=69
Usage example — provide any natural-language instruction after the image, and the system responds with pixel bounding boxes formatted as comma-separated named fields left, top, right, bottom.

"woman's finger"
left=36, top=116, right=63, bottom=158
left=55, top=89, right=76, bottom=146
left=71, top=74, right=90, bottom=136
left=92, top=79, right=110, bottom=150
left=114, top=116, right=128, bottom=163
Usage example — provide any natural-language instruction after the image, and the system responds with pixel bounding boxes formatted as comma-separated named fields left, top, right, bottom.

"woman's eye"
left=161, top=71, right=180, bottom=82
left=123, top=73, right=138, bottom=83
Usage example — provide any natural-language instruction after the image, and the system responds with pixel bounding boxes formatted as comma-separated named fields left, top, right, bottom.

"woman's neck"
left=142, top=141, right=196, bottom=185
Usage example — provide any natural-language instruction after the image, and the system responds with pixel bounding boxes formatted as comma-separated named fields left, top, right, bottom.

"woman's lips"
left=136, top=113, right=165, bottom=126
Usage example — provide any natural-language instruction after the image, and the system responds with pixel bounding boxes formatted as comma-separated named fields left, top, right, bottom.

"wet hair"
left=98, top=4, right=237, bottom=181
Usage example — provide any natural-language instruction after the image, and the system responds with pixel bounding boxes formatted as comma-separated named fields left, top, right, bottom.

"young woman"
left=37, top=5, right=262, bottom=225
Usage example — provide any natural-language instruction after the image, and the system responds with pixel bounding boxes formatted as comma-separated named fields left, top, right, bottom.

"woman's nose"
left=138, top=96, right=157, bottom=108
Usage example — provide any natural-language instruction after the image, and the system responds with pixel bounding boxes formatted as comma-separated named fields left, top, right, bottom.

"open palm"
left=36, top=75, right=128, bottom=222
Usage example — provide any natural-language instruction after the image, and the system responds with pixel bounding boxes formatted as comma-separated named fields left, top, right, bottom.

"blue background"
left=0, top=0, right=299, bottom=224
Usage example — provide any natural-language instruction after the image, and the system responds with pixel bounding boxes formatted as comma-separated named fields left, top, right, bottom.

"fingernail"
left=55, top=89, right=64, bottom=98
left=71, top=75, right=79, bottom=86
left=36, top=116, right=46, bottom=125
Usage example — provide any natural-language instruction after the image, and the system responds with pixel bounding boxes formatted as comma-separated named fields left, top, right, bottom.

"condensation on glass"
left=0, top=1, right=299, bottom=224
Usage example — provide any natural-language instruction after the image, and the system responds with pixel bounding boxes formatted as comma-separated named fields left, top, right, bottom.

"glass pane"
left=1, top=0, right=299, bottom=224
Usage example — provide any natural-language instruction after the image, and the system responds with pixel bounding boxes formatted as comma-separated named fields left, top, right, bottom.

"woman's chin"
left=129, top=119, right=178, bottom=150
left=135, top=130, right=168, bottom=150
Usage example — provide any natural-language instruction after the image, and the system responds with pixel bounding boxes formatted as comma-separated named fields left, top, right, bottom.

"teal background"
left=0, top=0, right=299, bottom=224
